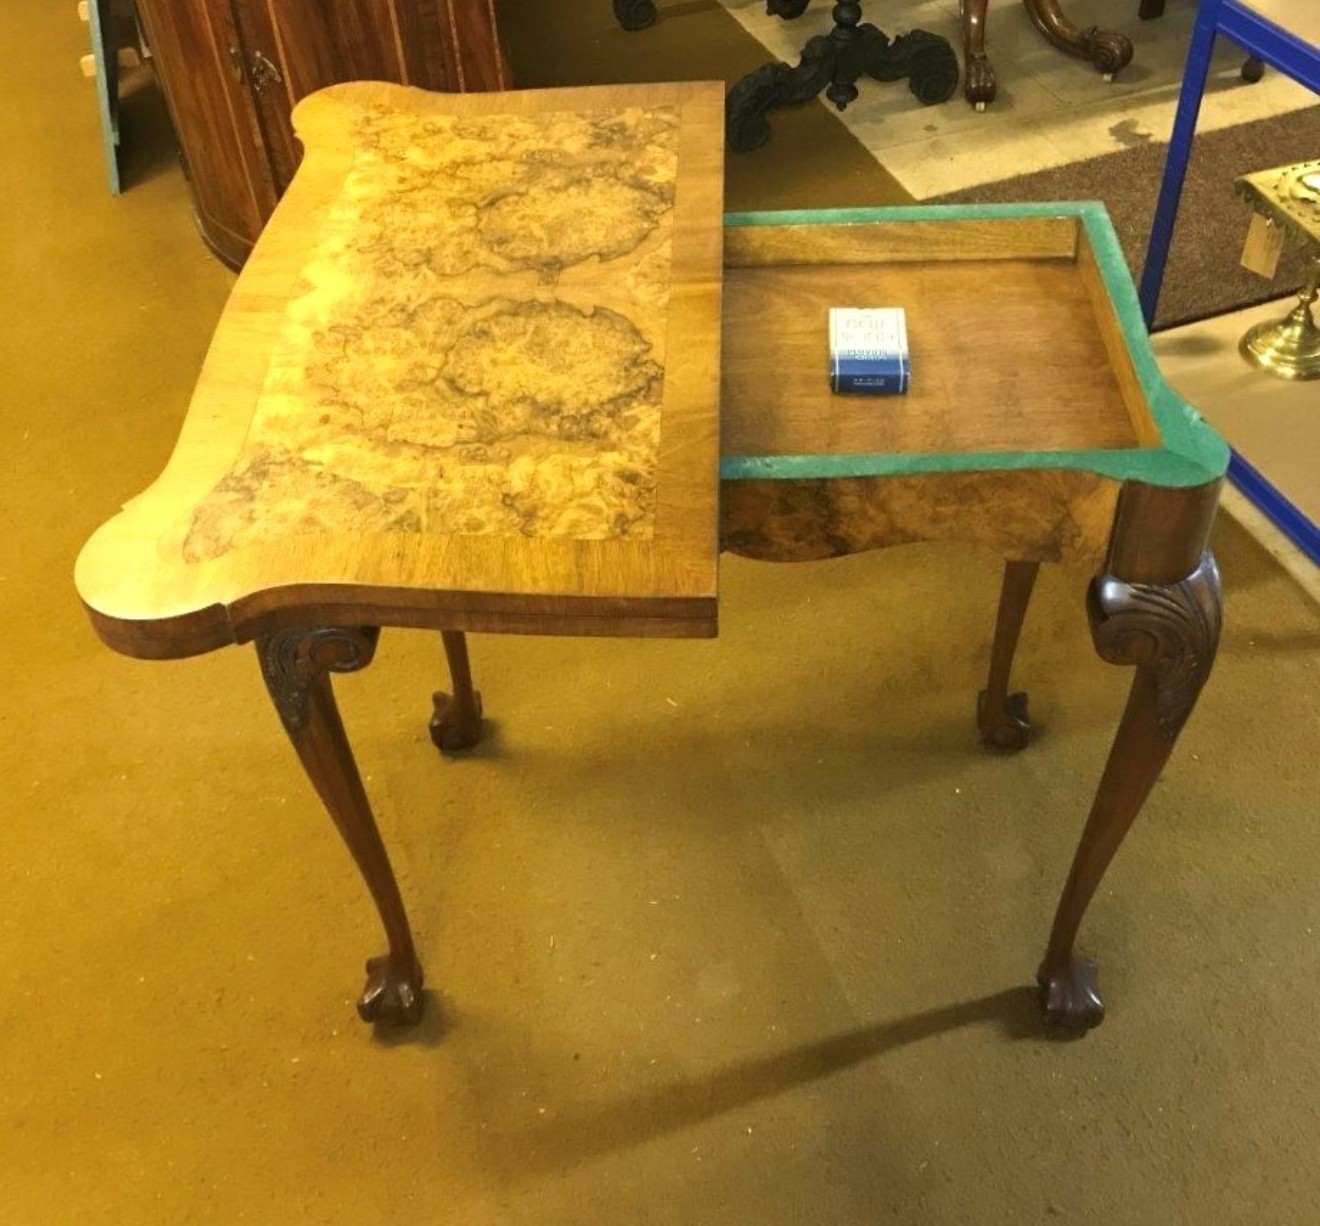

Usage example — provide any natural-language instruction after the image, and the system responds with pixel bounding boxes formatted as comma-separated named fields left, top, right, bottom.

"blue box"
left=828, top=307, right=910, bottom=395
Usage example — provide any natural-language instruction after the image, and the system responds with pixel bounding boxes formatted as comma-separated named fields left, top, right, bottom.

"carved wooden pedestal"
left=723, top=2, right=959, bottom=152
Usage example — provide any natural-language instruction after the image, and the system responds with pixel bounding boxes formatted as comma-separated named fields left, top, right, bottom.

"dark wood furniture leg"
left=430, top=630, right=484, bottom=752
left=1022, top=0, right=1134, bottom=77
left=1138, top=0, right=1165, bottom=18
left=961, top=0, right=997, bottom=109
left=978, top=559, right=1040, bottom=752
left=257, top=626, right=424, bottom=1025
left=1038, top=548, right=1222, bottom=1028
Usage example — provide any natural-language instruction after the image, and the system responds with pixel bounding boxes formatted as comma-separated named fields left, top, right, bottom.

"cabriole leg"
left=1038, top=551, right=1221, bottom=1029
left=1022, top=0, right=1134, bottom=77
left=961, top=0, right=996, bottom=108
left=257, top=626, right=424, bottom=1026
left=430, top=630, right=484, bottom=752
left=978, top=559, right=1040, bottom=752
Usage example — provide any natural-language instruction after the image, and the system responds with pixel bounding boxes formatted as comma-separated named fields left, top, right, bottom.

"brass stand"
left=1236, top=161, right=1320, bottom=381
left=1239, top=257, right=1320, bottom=381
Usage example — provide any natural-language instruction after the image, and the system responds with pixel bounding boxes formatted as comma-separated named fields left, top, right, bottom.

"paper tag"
left=1241, top=210, right=1284, bottom=278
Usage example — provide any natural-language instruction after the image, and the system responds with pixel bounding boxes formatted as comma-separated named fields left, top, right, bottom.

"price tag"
left=1240, top=210, right=1284, bottom=278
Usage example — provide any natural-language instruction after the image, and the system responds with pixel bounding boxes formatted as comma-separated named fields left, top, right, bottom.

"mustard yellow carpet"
left=2, top=2, right=1318, bottom=1221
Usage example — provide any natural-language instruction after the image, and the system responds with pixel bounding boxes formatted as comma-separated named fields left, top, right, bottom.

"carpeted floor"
left=3, top=1, right=1319, bottom=1223
left=932, top=107, right=1320, bottom=329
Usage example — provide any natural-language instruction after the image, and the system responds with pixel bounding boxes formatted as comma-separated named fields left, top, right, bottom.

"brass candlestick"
left=1235, top=160, right=1320, bottom=381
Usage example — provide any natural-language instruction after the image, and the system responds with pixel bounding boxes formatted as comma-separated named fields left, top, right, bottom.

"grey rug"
left=929, top=106, right=1320, bottom=330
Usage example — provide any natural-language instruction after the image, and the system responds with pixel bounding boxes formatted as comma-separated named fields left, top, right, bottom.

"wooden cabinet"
left=135, top=0, right=510, bottom=267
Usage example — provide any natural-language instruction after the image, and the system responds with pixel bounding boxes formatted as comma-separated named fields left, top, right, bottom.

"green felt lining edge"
left=719, top=203, right=1230, bottom=488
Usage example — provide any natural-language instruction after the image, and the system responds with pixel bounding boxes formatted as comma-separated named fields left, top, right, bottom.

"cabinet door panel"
left=385, top=0, right=509, bottom=91
left=433, top=0, right=511, bottom=91
left=230, top=0, right=301, bottom=193
left=135, top=0, right=277, bottom=264
left=140, top=0, right=511, bottom=267
left=265, top=0, right=407, bottom=98
left=392, top=0, right=454, bottom=88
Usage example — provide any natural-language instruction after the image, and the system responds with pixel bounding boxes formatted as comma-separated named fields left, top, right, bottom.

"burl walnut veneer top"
left=77, top=81, right=726, bottom=657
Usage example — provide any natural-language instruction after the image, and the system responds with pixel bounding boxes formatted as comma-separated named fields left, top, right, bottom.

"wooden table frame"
left=76, top=83, right=1228, bottom=1034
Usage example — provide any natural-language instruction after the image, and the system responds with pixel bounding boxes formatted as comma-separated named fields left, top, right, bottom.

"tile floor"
left=721, top=0, right=1319, bottom=579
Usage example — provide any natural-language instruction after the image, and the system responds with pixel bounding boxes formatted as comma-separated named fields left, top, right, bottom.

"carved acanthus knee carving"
left=258, top=626, right=380, bottom=734
left=1088, top=551, right=1222, bottom=738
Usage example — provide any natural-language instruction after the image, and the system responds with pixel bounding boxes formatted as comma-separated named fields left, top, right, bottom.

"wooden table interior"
left=721, top=217, right=1159, bottom=463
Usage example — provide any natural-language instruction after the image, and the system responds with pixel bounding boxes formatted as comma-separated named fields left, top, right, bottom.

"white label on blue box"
left=829, top=307, right=909, bottom=395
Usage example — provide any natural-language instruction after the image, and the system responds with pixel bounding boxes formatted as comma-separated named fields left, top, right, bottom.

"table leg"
left=961, top=0, right=997, bottom=109
left=430, top=630, right=484, bottom=752
left=978, top=560, right=1040, bottom=752
left=1037, top=551, right=1221, bottom=1029
left=257, top=626, right=424, bottom=1026
left=1022, top=0, right=1133, bottom=77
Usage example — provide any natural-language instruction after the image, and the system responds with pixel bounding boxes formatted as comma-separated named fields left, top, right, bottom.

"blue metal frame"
left=1139, top=2, right=1319, bottom=565
left=1138, top=1, right=1320, bottom=326
left=1227, top=449, right=1320, bottom=563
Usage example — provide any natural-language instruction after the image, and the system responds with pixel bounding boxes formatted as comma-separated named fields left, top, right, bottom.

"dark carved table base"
left=1036, top=551, right=1222, bottom=1028
left=725, top=4, right=958, bottom=152
left=613, top=0, right=958, bottom=150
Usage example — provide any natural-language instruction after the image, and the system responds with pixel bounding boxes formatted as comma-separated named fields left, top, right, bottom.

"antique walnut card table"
left=76, top=82, right=1228, bottom=1032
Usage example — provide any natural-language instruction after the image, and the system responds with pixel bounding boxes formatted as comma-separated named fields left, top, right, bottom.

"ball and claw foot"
left=429, top=689, right=484, bottom=752
left=358, top=954, right=425, bottom=1025
left=1037, top=957, right=1106, bottom=1030
left=964, top=53, right=996, bottom=109
left=978, top=689, right=1031, bottom=753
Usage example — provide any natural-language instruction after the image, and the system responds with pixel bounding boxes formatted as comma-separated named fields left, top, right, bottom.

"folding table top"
left=76, top=81, right=727, bottom=657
